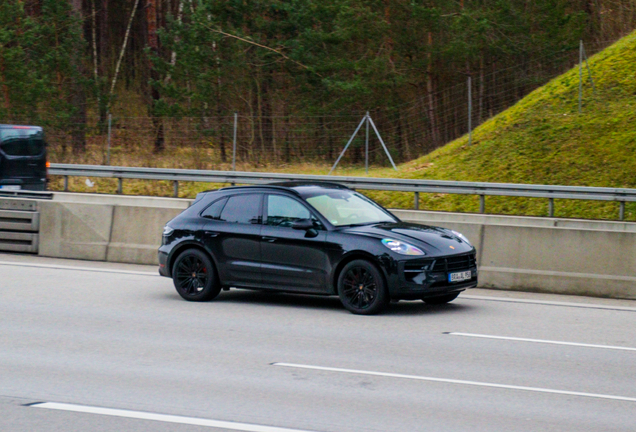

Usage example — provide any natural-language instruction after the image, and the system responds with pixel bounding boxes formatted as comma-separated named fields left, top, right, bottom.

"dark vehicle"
left=158, top=183, right=477, bottom=314
left=0, top=125, right=47, bottom=191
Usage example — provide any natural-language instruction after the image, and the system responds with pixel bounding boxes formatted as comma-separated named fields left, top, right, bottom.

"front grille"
left=431, top=253, right=476, bottom=272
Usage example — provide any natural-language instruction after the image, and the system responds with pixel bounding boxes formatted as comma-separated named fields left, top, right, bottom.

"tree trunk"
left=214, top=41, right=226, bottom=162
left=69, top=0, right=86, bottom=153
left=97, top=0, right=109, bottom=131
left=145, top=0, right=164, bottom=152
left=426, top=32, right=439, bottom=147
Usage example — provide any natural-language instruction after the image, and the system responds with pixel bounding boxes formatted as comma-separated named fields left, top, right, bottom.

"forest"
left=1, top=0, right=635, bottom=167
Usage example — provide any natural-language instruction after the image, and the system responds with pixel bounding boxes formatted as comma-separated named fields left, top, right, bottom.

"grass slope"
left=369, top=31, right=636, bottom=220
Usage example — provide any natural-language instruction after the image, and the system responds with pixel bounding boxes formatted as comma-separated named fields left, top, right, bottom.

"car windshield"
left=305, top=190, right=397, bottom=227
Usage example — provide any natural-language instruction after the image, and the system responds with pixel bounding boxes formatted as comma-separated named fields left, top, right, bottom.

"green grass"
left=367, top=31, right=636, bottom=220
left=51, top=31, right=636, bottom=221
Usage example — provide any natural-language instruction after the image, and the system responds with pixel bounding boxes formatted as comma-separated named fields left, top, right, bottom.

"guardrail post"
left=619, top=202, right=625, bottom=221
left=414, top=192, right=419, bottom=210
left=117, top=178, right=123, bottom=194
left=549, top=198, right=554, bottom=217
left=63, top=176, right=69, bottom=192
left=479, top=195, right=485, bottom=213
left=173, top=180, right=179, bottom=198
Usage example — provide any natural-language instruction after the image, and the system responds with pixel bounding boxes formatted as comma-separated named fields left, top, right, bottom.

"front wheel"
left=172, top=249, right=221, bottom=302
left=423, top=292, right=460, bottom=305
left=337, top=260, right=388, bottom=315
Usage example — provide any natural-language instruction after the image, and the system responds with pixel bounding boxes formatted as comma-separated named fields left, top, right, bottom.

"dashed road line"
left=272, top=363, right=636, bottom=403
left=30, top=402, right=320, bottom=432
left=445, top=332, right=636, bottom=352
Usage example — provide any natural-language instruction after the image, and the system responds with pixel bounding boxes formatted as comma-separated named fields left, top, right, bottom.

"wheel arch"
left=167, top=241, right=218, bottom=278
left=331, top=251, right=389, bottom=295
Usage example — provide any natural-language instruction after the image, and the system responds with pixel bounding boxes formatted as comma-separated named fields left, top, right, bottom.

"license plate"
left=0, top=185, right=21, bottom=191
left=448, top=270, right=472, bottom=283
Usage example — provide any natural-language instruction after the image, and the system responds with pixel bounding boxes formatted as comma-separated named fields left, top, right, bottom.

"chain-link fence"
left=12, top=39, right=612, bottom=171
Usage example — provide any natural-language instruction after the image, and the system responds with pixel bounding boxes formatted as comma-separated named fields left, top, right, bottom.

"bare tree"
left=69, top=0, right=87, bottom=152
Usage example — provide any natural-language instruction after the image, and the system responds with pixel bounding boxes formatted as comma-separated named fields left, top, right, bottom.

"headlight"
left=163, top=225, right=174, bottom=236
left=452, top=230, right=472, bottom=246
left=381, top=239, right=425, bottom=256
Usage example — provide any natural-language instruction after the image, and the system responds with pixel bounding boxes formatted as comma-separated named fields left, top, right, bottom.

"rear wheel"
left=423, top=292, right=460, bottom=305
left=337, top=260, right=388, bottom=315
left=172, top=249, right=221, bottom=302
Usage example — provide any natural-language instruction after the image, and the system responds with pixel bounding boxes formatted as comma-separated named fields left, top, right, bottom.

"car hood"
left=342, top=222, right=474, bottom=256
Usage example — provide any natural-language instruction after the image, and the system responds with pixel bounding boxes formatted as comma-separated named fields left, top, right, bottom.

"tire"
left=423, top=292, right=460, bottom=305
left=337, top=259, right=388, bottom=315
left=172, top=249, right=221, bottom=302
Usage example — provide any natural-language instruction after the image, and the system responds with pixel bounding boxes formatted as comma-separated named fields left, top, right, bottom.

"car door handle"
left=204, top=231, right=219, bottom=237
left=262, top=236, right=276, bottom=243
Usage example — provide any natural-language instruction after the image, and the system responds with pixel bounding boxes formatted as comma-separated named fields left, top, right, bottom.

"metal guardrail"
left=49, top=163, right=636, bottom=220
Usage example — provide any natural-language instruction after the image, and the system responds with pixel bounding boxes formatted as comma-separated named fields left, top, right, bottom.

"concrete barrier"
left=38, top=193, right=190, bottom=264
left=107, top=205, right=183, bottom=264
left=39, top=201, right=114, bottom=261
left=393, top=210, right=636, bottom=299
left=22, top=192, right=636, bottom=299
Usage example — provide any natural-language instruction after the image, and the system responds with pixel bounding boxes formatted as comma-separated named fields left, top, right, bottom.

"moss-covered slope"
left=373, top=31, right=636, bottom=220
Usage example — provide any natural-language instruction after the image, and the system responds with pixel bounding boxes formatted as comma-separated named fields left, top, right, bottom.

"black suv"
left=158, top=183, right=477, bottom=315
left=0, top=125, right=47, bottom=191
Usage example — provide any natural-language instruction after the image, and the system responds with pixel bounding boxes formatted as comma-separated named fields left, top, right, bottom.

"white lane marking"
left=447, top=332, right=636, bottom=352
left=0, top=261, right=158, bottom=276
left=272, top=363, right=636, bottom=403
left=461, top=295, right=636, bottom=312
left=31, top=402, right=319, bottom=432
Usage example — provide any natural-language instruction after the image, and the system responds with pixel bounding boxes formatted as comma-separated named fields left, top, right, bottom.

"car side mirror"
left=291, top=219, right=314, bottom=230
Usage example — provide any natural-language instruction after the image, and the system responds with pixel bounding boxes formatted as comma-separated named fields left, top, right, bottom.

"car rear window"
left=0, top=129, right=45, bottom=156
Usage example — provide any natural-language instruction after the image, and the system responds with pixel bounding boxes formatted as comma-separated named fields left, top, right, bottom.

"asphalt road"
left=1, top=253, right=635, bottom=432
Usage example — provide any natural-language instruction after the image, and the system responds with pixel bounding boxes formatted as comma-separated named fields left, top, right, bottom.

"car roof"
left=215, top=181, right=351, bottom=196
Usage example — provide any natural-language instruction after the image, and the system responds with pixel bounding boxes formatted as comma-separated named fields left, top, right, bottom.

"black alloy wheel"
left=337, top=259, right=388, bottom=315
left=172, top=249, right=221, bottom=301
left=423, top=292, right=460, bottom=305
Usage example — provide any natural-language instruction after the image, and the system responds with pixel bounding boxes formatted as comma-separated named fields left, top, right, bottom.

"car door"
left=199, top=193, right=263, bottom=288
left=260, top=193, right=329, bottom=293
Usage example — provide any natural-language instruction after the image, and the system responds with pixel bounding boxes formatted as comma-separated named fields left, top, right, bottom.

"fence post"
left=479, top=195, right=485, bottom=213
left=232, top=112, right=237, bottom=171
left=107, top=113, right=112, bottom=165
left=64, top=176, right=69, bottom=192
left=549, top=198, right=554, bottom=217
left=468, top=76, right=473, bottom=146
left=619, top=202, right=625, bottom=221
left=578, top=40, right=583, bottom=113
left=414, top=192, right=419, bottom=210
left=173, top=180, right=179, bottom=198
left=117, top=178, right=123, bottom=194
left=365, top=111, right=369, bottom=175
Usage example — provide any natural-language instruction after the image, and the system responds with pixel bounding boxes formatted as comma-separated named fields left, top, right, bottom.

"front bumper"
left=389, top=253, right=478, bottom=300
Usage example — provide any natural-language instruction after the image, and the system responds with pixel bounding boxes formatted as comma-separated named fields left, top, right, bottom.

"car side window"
left=200, top=197, right=227, bottom=220
left=219, top=194, right=261, bottom=224
left=266, top=195, right=318, bottom=228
